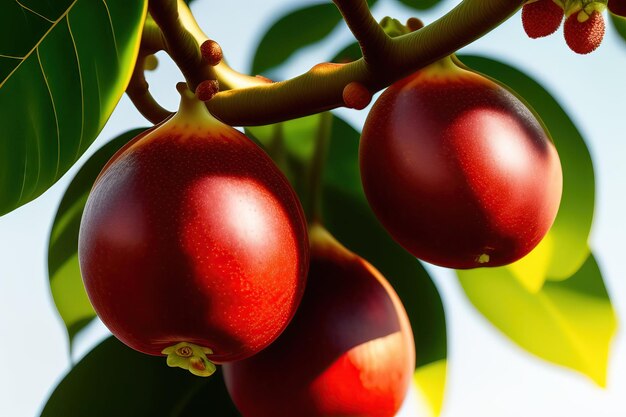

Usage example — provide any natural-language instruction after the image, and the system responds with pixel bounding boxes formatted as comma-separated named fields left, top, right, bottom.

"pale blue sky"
left=1, top=1, right=625, bottom=416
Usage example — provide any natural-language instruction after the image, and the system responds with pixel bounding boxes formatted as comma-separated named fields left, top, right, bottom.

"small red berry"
left=195, top=79, right=219, bottom=101
left=522, top=0, right=564, bottom=38
left=406, top=17, right=424, bottom=32
left=200, top=40, right=223, bottom=66
left=564, top=10, right=606, bottom=54
left=343, top=82, right=372, bottom=110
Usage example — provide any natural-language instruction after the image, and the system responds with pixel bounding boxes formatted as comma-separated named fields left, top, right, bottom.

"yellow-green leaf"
left=48, top=129, right=146, bottom=347
left=414, top=359, right=447, bottom=416
left=458, top=254, right=616, bottom=386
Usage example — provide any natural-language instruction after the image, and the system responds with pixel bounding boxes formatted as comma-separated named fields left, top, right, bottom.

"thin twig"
left=150, top=0, right=524, bottom=126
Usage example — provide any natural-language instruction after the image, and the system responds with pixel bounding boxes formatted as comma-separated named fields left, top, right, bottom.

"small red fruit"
left=343, top=81, right=372, bottom=110
left=359, top=57, right=563, bottom=269
left=522, top=0, right=564, bottom=38
left=79, top=84, right=309, bottom=375
left=564, top=8, right=606, bottom=54
left=223, top=225, right=415, bottom=417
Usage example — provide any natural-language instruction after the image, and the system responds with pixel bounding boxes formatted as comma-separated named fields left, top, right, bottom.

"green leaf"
left=610, top=14, right=626, bottom=43
left=48, top=128, right=146, bottom=348
left=458, top=55, right=595, bottom=287
left=246, top=115, right=322, bottom=215
left=41, top=337, right=240, bottom=417
left=458, top=254, right=616, bottom=386
left=251, top=3, right=342, bottom=75
left=331, top=41, right=362, bottom=63
left=397, top=0, right=443, bottom=10
left=0, top=0, right=147, bottom=216
left=322, top=116, right=447, bottom=415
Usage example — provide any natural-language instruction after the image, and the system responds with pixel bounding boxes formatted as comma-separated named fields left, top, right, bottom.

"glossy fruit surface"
left=609, top=0, right=626, bottom=17
left=223, top=225, right=415, bottom=417
left=359, top=57, right=562, bottom=269
left=522, top=0, right=563, bottom=38
left=79, top=85, right=309, bottom=369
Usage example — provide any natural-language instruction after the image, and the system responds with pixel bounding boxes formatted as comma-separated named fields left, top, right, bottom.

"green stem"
left=307, top=112, right=334, bottom=224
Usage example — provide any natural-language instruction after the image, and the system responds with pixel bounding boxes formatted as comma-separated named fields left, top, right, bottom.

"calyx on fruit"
left=78, top=83, right=309, bottom=375
left=223, top=224, right=415, bottom=417
left=359, top=56, right=563, bottom=269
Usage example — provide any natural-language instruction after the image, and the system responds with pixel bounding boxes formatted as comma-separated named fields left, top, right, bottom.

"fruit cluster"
left=521, top=0, right=608, bottom=54
left=78, top=26, right=563, bottom=415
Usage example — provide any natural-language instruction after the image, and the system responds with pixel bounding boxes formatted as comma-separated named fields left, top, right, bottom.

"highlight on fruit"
left=223, top=224, right=415, bottom=417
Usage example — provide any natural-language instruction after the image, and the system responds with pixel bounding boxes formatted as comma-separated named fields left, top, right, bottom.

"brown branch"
left=126, top=54, right=173, bottom=124
left=331, top=0, right=391, bottom=68
left=153, top=0, right=524, bottom=126
left=148, top=0, right=216, bottom=90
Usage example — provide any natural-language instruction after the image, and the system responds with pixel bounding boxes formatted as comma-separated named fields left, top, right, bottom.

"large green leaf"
left=458, top=55, right=595, bottom=289
left=611, top=14, right=626, bottom=43
left=323, top=116, right=447, bottom=416
left=458, top=254, right=616, bottom=386
left=397, top=0, right=443, bottom=10
left=0, top=0, right=147, bottom=216
left=251, top=0, right=379, bottom=75
left=251, top=3, right=342, bottom=75
left=246, top=114, right=324, bottom=218
left=41, top=337, right=240, bottom=416
left=48, top=128, right=146, bottom=348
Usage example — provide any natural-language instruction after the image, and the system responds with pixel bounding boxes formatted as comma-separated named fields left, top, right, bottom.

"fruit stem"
left=162, top=342, right=216, bottom=377
left=165, top=82, right=223, bottom=128
left=307, top=112, right=334, bottom=224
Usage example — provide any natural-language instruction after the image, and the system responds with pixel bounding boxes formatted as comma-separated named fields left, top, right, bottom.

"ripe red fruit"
left=564, top=9, right=606, bottom=54
left=522, top=0, right=564, bottom=38
left=79, top=84, right=309, bottom=375
left=608, top=0, right=626, bottom=17
left=223, top=225, right=415, bottom=417
left=359, top=57, right=563, bottom=270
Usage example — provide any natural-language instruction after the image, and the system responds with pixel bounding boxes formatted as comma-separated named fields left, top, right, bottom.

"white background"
left=1, top=0, right=625, bottom=416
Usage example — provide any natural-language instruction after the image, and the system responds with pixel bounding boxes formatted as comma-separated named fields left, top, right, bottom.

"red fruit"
left=564, top=9, right=606, bottom=54
left=609, top=0, right=626, bottom=17
left=522, top=0, right=564, bottom=38
left=79, top=84, right=309, bottom=375
left=359, top=57, right=562, bottom=269
left=223, top=225, right=415, bottom=417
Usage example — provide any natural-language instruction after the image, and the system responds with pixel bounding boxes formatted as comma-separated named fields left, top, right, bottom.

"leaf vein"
left=0, top=54, right=25, bottom=60
left=66, top=16, right=85, bottom=160
left=0, top=0, right=79, bottom=89
left=36, top=47, right=61, bottom=179
left=15, top=0, right=54, bottom=23
left=101, top=0, right=119, bottom=59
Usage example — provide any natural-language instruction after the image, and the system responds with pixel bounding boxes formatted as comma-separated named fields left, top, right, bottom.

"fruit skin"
left=79, top=86, right=309, bottom=364
left=522, top=0, right=564, bottom=38
left=608, top=0, right=626, bottom=17
left=564, top=9, right=606, bottom=54
left=359, top=57, right=562, bottom=269
left=223, top=225, right=415, bottom=417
